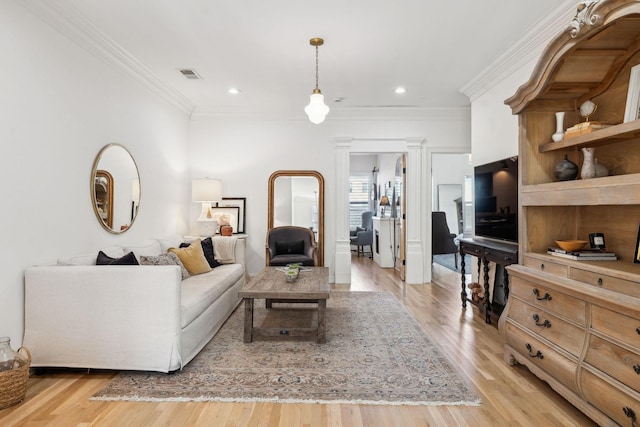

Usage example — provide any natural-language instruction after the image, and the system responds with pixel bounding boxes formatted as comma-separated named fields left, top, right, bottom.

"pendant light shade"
left=305, top=38, right=329, bottom=124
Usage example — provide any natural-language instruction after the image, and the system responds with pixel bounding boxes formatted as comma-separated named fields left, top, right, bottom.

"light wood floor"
left=0, top=258, right=597, bottom=426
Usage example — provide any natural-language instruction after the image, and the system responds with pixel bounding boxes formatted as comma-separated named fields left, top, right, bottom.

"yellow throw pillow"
left=168, top=239, right=212, bottom=275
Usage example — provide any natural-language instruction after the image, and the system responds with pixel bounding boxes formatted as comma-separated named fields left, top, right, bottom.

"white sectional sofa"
left=23, top=236, right=246, bottom=373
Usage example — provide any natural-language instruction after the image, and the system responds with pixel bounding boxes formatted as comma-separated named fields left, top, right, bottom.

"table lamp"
left=380, top=195, right=390, bottom=217
left=192, top=178, right=222, bottom=236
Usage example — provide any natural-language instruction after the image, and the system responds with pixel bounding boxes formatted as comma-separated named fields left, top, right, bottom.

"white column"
left=334, top=138, right=352, bottom=283
left=405, top=138, right=427, bottom=284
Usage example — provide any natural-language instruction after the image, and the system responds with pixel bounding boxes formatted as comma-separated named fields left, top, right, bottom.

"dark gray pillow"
left=96, top=251, right=139, bottom=266
left=275, top=240, right=305, bottom=256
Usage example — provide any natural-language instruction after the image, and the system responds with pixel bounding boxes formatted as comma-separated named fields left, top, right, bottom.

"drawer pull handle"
left=533, top=289, right=552, bottom=301
left=532, top=314, right=552, bottom=328
left=525, top=343, right=544, bottom=359
left=504, top=256, right=513, bottom=262
left=540, top=263, right=545, bottom=270
left=623, top=407, right=636, bottom=425
left=637, top=327, right=640, bottom=335
left=597, top=277, right=603, bottom=286
left=634, top=365, right=640, bottom=374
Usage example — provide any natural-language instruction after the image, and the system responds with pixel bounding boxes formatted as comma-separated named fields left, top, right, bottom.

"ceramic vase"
left=554, top=155, right=579, bottom=181
left=552, top=112, right=565, bottom=142
left=595, top=159, right=609, bottom=177
left=581, top=147, right=596, bottom=179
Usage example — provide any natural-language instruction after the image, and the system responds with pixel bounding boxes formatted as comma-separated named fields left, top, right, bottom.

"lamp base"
left=196, top=220, right=218, bottom=237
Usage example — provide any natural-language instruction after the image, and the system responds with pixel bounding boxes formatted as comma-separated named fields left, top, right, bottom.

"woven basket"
left=0, top=347, right=31, bottom=410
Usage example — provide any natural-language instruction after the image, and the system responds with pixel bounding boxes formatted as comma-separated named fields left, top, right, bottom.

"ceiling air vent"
left=178, top=68, right=202, bottom=80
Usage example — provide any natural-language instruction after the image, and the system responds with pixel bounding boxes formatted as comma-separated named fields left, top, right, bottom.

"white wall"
left=189, top=112, right=471, bottom=280
left=1, top=2, right=191, bottom=345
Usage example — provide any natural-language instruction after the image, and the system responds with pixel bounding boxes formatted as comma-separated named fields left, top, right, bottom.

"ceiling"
left=53, top=0, right=567, bottom=115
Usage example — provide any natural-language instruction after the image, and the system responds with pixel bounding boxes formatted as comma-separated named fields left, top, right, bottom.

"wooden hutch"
left=500, top=1, right=640, bottom=425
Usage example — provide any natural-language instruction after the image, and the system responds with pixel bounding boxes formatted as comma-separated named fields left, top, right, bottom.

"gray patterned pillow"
left=140, top=252, right=190, bottom=280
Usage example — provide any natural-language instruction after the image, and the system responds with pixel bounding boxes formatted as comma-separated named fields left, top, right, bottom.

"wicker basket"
left=0, top=347, right=31, bottom=410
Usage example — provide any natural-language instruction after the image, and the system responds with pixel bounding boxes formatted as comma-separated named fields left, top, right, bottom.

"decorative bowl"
left=555, top=240, right=588, bottom=252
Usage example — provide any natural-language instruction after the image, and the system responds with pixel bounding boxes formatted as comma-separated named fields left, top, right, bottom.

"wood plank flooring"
left=0, top=257, right=597, bottom=426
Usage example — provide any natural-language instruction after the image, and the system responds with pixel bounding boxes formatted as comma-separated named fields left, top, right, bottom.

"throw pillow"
left=179, top=237, right=221, bottom=268
left=169, top=238, right=212, bottom=275
left=140, top=252, right=190, bottom=280
left=96, top=251, right=139, bottom=266
left=275, top=240, right=305, bottom=256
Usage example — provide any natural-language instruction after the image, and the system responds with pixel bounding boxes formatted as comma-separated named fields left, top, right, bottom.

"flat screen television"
left=474, top=156, right=518, bottom=243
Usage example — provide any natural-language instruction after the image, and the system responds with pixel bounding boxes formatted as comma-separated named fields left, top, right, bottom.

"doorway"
left=349, top=152, right=406, bottom=281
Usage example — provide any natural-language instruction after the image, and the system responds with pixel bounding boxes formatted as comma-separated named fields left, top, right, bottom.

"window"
left=349, top=175, right=371, bottom=229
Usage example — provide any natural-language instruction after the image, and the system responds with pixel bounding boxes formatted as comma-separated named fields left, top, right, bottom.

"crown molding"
left=191, top=106, right=470, bottom=122
left=459, top=0, right=577, bottom=102
left=20, top=0, right=195, bottom=115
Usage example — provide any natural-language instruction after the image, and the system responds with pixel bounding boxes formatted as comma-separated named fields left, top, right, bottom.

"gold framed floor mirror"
left=267, top=170, right=324, bottom=266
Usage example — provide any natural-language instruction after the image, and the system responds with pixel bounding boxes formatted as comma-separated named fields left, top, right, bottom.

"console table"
left=459, top=237, right=517, bottom=324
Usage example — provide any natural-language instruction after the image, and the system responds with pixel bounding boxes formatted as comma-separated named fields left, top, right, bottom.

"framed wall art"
left=220, top=197, right=246, bottom=233
left=624, top=64, right=640, bottom=123
left=210, top=206, right=240, bottom=234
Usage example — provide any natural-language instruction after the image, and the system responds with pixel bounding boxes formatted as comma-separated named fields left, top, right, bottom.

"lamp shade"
left=192, top=178, right=222, bottom=202
left=304, top=93, right=330, bottom=124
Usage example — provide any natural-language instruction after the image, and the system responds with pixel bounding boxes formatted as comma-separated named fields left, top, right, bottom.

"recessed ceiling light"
left=228, top=88, right=241, bottom=95
left=395, top=87, right=406, bottom=94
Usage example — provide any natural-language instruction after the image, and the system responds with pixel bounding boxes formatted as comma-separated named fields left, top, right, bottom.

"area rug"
left=92, top=291, right=480, bottom=406
left=433, top=253, right=472, bottom=272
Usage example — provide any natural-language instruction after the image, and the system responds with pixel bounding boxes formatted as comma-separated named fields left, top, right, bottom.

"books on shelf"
left=564, top=121, right=610, bottom=139
left=547, top=247, right=617, bottom=261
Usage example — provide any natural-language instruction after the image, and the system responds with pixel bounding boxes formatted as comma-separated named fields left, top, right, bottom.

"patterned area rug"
left=92, top=291, right=480, bottom=406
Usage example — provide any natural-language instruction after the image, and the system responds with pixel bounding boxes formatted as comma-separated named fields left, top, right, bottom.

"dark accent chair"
left=432, top=211, right=459, bottom=268
left=350, top=211, right=374, bottom=257
left=266, top=226, right=318, bottom=266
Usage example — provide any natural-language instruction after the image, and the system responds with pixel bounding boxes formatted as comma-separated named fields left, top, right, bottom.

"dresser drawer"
left=585, top=335, right=640, bottom=393
left=570, top=267, right=639, bottom=298
left=508, top=298, right=585, bottom=356
left=581, top=369, right=640, bottom=427
left=504, top=322, right=578, bottom=393
left=592, top=306, right=640, bottom=352
left=523, top=255, right=568, bottom=277
left=510, top=275, right=586, bottom=325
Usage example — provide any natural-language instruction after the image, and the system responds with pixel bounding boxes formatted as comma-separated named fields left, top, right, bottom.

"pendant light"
left=304, top=37, right=330, bottom=124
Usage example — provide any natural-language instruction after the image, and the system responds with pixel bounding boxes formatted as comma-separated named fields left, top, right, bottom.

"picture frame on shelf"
left=589, top=232, right=606, bottom=250
left=210, top=206, right=240, bottom=235
left=634, top=225, right=640, bottom=264
left=623, top=64, right=640, bottom=123
left=220, top=197, right=246, bottom=234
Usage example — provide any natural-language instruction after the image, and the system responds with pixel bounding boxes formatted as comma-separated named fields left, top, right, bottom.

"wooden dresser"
left=500, top=1, right=640, bottom=425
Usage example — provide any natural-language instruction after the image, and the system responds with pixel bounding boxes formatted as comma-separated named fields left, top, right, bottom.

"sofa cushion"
left=96, top=251, right=139, bottom=265
left=169, top=239, right=212, bottom=275
left=123, top=239, right=162, bottom=262
left=58, top=246, right=125, bottom=266
left=180, top=264, right=244, bottom=328
left=275, top=240, right=305, bottom=256
left=140, top=253, right=190, bottom=280
left=180, top=237, right=221, bottom=268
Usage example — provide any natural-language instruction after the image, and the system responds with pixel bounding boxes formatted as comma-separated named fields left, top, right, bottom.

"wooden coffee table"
left=238, top=267, right=330, bottom=343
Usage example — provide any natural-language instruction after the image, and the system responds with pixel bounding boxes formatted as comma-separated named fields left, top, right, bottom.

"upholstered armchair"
left=432, top=211, right=459, bottom=268
left=265, top=226, right=318, bottom=266
left=350, top=211, right=374, bottom=257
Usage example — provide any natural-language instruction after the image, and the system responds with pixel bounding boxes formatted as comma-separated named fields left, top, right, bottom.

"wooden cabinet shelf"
left=539, top=119, right=640, bottom=153
left=521, top=173, right=640, bottom=206
left=501, top=2, right=640, bottom=425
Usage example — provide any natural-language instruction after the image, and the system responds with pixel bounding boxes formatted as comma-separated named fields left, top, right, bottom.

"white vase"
left=581, top=147, right=596, bottom=179
left=552, top=112, right=565, bottom=142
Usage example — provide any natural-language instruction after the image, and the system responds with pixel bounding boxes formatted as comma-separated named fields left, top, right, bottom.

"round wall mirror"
left=91, top=144, right=141, bottom=234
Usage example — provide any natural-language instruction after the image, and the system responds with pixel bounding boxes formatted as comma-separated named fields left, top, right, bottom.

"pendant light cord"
left=315, top=44, right=319, bottom=90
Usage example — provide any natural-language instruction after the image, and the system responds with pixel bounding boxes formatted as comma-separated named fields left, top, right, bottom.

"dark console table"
left=459, top=237, right=518, bottom=324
